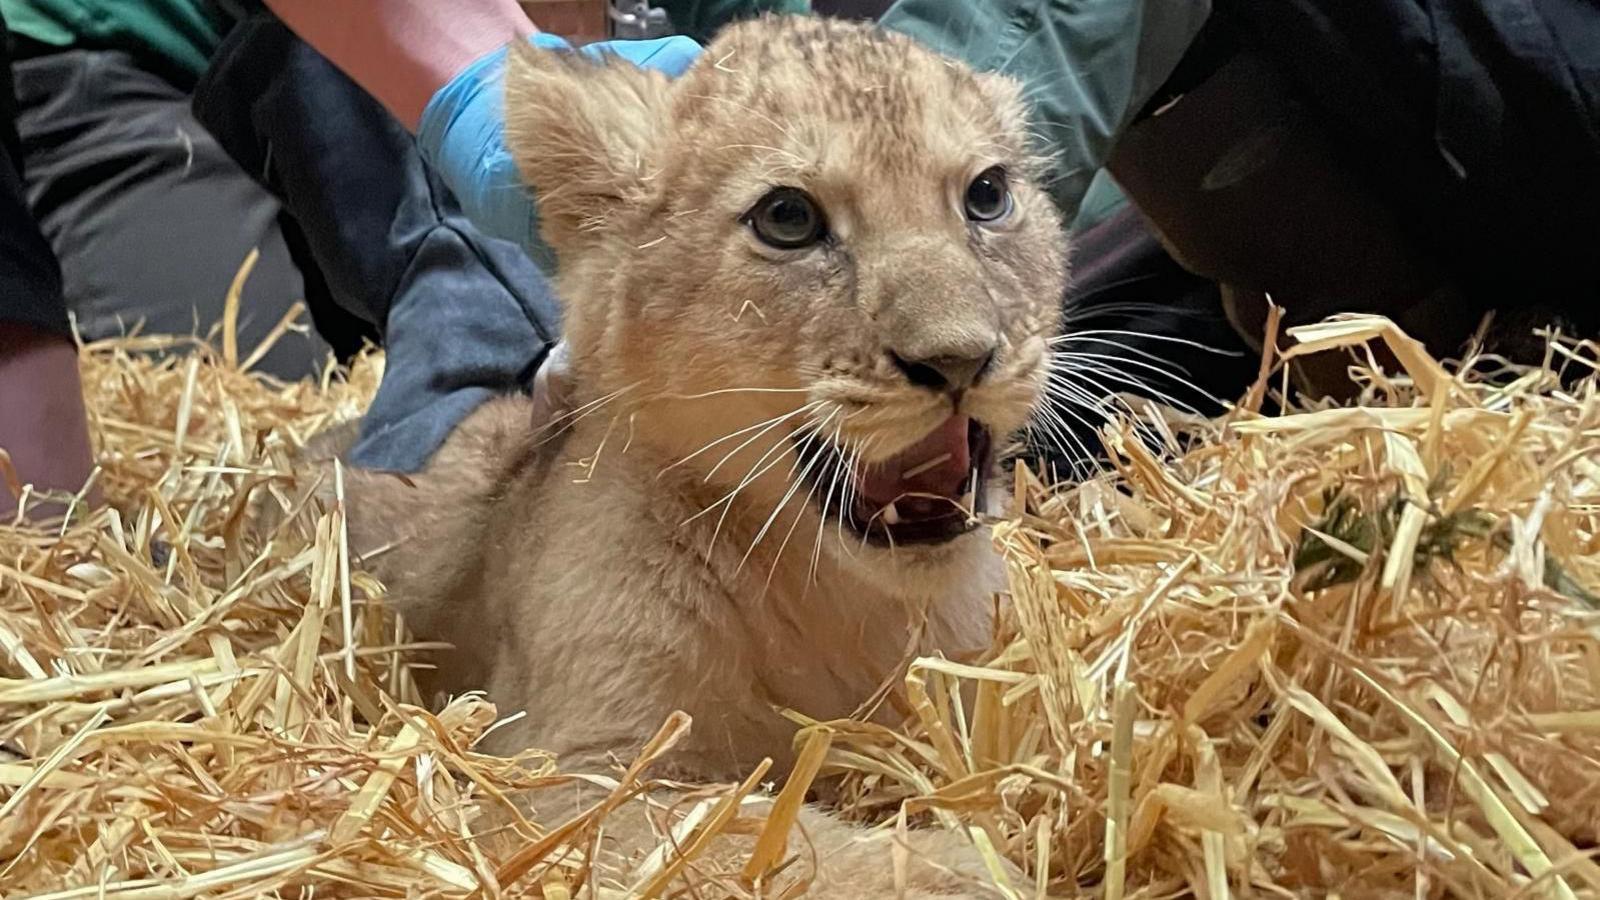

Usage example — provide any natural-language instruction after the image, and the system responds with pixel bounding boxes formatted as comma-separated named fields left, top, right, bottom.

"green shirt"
left=878, top=0, right=1211, bottom=232
left=0, top=0, right=227, bottom=86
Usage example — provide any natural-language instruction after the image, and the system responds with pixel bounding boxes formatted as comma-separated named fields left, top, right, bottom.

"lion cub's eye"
left=964, top=167, right=1013, bottom=223
left=746, top=188, right=827, bottom=250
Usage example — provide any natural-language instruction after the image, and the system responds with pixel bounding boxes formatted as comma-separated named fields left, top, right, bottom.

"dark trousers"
left=1111, top=0, right=1600, bottom=374
left=0, top=12, right=66, bottom=339
left=7, top=42, right=358, bottom=380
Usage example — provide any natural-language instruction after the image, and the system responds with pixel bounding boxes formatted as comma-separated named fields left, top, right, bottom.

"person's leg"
left=1109, top=0, right=1600, bottom=385
left=9, top=45, right=341, bottom=381
left=193, top=13, right=562, bottom=473
left=1224, top=0, right=1600, bottom=331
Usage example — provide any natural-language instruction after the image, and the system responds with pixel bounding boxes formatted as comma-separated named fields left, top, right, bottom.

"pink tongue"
left=857, top=416, right=971, bottom=506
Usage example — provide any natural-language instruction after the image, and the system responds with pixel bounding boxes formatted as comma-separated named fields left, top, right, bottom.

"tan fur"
left=331, top=16, right=1067, bottom=896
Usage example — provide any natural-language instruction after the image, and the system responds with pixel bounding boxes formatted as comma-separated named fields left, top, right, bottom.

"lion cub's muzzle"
left=794, top=415, right=994, bottom=546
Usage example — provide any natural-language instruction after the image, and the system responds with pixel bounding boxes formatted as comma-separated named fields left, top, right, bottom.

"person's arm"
left=0, top=325, right=97, bottom=517
left=259, top=0, right=537, bottom=131
left=267, top=0, right=702, bottom=252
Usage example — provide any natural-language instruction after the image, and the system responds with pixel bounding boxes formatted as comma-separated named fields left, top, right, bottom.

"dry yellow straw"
left=5, top=301, right=1600, bottom=898
left=816, top=314, right=1600, bottom=897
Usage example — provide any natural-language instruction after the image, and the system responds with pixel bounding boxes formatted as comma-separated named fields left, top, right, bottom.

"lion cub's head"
left=507, top=16, right=1066, bottom=588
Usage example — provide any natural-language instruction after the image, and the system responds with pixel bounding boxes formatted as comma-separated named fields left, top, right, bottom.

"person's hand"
left=0, top=325, right=99, bottom=519
left=415, top=33, right=702, bottom=262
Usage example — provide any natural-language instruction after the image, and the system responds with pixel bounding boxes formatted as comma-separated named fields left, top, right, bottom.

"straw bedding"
left=3, top=309, right=1600, bottom=898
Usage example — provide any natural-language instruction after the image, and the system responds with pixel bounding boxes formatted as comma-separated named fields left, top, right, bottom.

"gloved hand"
left=416, top=33, right=702, bottom=265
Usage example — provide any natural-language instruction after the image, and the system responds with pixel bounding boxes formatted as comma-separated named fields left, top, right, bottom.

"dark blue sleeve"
left=194, top=13, right=561, bottom=474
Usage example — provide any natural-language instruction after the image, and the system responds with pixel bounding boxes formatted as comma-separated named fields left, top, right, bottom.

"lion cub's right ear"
left=504, top=42, right=674, bottom=259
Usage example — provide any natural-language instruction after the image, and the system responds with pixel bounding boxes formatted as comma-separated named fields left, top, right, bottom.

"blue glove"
left=416, top=33, right=702, bottom=268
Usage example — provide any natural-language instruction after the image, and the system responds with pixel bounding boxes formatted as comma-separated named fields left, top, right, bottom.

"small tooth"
left=882, top=502, right=902, bottom=525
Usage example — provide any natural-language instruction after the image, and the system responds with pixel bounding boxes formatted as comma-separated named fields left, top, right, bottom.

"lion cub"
left=332, top=15, right=1066, bottom=896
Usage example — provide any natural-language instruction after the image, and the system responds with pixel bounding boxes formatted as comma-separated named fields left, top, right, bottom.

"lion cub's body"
left=326, top=14, right=1067, bottom=896
left=345, top=394, right=997, bottom=777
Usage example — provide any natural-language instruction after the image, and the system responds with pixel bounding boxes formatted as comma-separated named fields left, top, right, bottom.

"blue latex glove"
left=416, top=33, right=702, bottom=268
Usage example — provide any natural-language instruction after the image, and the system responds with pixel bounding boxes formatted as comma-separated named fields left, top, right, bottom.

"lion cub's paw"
left=797, top=806, right=1017, bottom=899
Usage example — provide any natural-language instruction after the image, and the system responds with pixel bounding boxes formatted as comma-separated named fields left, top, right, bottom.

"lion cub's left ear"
left=504, top=42, right=674, bottom=259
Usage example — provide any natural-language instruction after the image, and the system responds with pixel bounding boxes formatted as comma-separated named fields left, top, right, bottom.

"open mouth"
left=795, top=416, right=994, bottom=546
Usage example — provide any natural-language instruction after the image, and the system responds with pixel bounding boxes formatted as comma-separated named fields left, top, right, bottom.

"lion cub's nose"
left=889, top=347, right=997, bottom=394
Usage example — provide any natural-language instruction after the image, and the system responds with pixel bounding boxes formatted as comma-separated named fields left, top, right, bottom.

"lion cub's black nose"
left=889, top=348, right=997, bottom=393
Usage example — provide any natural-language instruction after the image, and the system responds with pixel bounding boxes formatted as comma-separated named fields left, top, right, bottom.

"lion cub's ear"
left=504, top=42, right=674, bottom=258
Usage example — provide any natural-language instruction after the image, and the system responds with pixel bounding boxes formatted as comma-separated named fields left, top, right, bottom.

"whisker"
left=1059, top=299, right=1226, bottom=321
left=1053, top=344, right=1197, bottom=375
left=809, top=420, right=849, bottom=586
left=1049, top=357, right=1218, bottom=415
left=1027, top=403, right=1108, bottom=480
left=837, top=435, right=872, bottom=556
left=1051, top=340, right=1205, bottom=381
left=703, top=405, right=826, bottom=483
left=1048, top=363, right=1195, bottom=413
left=1043, top=378, right=1177, bottom=453
left=529, top=382, right=639, bottom=447
left=1052, top=328, right=1243, bottom=357
left=1042, top=362, right=1170, bottom=423
left=739, top=410, right=840, bottom=576
left=660, top=402, right=820, bottom=480
left=1041, top=367, right=1183, bottom=457
left=1049, top=345, right=1227, bottom=408
left=1029, top=400, right=1097, bottom=450
left=684, top=425, right=795, bottom=531
left=691, top=404, right=838, bottom=559
left=662, top=386, right=813, bottom=400
left=760, top=443, right=837, bottom=598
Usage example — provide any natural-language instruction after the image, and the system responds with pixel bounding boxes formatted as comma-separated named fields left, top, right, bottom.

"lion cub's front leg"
left=783, top=804, right=1007, bottom=898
